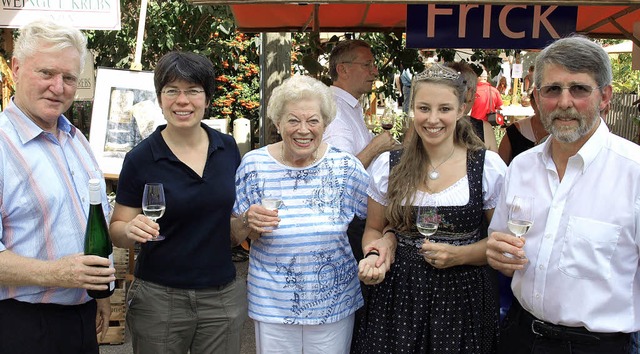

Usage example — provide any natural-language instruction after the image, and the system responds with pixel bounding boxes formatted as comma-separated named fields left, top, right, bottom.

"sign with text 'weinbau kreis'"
left=0, top=0, right=121, bottom=30
left=407, top=4, right=577, bottom=49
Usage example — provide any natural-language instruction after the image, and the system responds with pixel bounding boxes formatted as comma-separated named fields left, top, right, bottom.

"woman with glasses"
left=109, top=51, right=247, bottom=354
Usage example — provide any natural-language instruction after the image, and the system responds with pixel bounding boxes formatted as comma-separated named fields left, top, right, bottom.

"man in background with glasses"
left=324, top=39, right=397, bottom=261
left=486, top=35, right=640, bottom=353
left=324, top=40, right=397, bottom=352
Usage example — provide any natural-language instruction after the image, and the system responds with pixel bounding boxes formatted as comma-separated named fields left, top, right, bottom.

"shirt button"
left=539, top=265, right=544, bottom=270
left=545, top=234, right=551, bottom=239
left=535, top=293, right=541, bottom=299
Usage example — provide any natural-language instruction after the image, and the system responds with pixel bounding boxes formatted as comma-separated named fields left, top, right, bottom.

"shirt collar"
left=4, top=98, right=76, bottom=144
left=149, top=122, right=226, bottom=162
left=540, top=117, right=608, bottom=174
left=574, top=118, right=608, bottom=173
left=330, top=85, right=360, bottom=109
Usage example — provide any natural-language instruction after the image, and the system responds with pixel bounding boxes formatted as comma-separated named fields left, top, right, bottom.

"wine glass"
left=261, top=180, right=283, bottom=232
left=380, top=108, right=395, bottom=131
left=416, top=204, right=439, bottom=254
left=262, top=189, right=283, bottom=211
left=261, top=180, right=283, bottom=211
left=142, top=183, right=166, bottom=241
left=503, top=195, right=534, bottom=258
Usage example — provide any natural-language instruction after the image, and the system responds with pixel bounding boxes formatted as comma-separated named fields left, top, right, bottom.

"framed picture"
left=89, top=68, right=165, bottom=178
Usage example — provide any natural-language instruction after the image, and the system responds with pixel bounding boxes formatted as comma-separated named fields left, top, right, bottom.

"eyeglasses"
left=161, top=89, right=205, bottom=98
left=341, top=61, right=377, bottom=70
left=537, top=84, right=599, bottom=99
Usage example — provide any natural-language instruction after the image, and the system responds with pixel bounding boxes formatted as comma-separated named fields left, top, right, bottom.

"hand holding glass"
left=142, top=183, right=166, bottom=241
left=416, top=205, right=438, bottom=254
left=503, top=196, right=534, bottom=258
left=261, top=181, right=282, bottom=232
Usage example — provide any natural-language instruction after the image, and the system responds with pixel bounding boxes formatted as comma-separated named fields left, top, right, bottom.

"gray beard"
left=543, top=110, right=599, bottom=144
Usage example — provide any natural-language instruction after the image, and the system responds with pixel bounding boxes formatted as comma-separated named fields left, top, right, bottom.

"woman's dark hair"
left=154, top=51, right=216, bottom=102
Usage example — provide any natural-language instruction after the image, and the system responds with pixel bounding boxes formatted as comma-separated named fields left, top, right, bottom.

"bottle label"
left=108, top=253, right=115, bottom=291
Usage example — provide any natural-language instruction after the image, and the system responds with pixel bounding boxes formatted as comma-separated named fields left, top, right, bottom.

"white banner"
left=75, top=51, right=95, bottom=101
left=0, top=0, right=121, bottom=30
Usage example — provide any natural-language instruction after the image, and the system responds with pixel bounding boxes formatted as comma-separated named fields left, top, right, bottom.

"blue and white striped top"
left=234, top=145, right=369, bottom=325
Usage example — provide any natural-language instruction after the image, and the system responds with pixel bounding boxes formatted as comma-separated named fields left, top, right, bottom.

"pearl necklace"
left=428, top=146, right=456, bottom=180
left=280, top=143, right=318, bottom=167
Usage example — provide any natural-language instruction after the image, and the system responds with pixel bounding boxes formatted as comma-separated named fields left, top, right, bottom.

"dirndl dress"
left=353, top=149, right=498, bottom=353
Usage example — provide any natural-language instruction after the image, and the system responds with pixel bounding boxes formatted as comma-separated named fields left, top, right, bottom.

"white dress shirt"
left=323, top=86, right=373, bottom=156
left=489, top=119, right=640, bottom=333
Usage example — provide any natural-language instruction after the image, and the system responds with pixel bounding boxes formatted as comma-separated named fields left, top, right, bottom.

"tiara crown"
left=414, top=64, right=465, bottom=87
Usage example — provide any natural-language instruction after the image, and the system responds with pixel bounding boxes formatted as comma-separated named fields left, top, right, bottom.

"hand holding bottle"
left=84, top=178, right=116, bottom=298
left=46, top=253, right=116, bottom=290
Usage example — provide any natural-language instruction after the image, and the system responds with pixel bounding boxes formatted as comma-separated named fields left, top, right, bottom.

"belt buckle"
left=531, top=320, right=546, bottom=336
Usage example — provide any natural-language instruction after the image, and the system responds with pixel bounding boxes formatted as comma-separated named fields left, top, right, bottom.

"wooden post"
left=2, top=29, right=13, bottom=56
left=130, top=0, right=148, bottom=71
left=1, top=29, right=13, bottom=110
left=259, top=32, right=291, bottom=146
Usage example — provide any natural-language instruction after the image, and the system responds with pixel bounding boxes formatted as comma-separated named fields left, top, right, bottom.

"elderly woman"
left=231, top=75, right=370, bottom=354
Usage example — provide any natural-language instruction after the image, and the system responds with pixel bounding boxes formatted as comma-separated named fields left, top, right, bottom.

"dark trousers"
left=0, top=298, right=99, bottom=354
left=347, top=217, right=366, bottom=262
left=499, top=300, right=629, bottom=354
left=347, top=216, right=366, bottom=354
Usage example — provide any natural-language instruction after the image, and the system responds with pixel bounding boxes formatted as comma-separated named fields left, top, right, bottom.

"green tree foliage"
left=85, top=1, right=260, bottom=123
left=594, top=39, right=640, bottom=94
left=609, top=53, right=640, bottom=94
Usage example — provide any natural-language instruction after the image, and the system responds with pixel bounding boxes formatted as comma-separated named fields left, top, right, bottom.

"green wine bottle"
left=84, top=178, right=114, bottom=299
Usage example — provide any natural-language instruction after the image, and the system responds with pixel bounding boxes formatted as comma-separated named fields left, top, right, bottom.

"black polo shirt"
left=116, top=124, right=241, bottom=288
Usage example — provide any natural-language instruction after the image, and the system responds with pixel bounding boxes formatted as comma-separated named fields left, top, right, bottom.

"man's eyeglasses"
left=341, top=61, right=377, bottom=70
left=537, top=84, right=599, bottom=99
left=161, top=89, right=205, bottom=98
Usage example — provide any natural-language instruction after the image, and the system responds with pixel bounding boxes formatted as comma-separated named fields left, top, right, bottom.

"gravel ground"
left=99, top=259, right=255, bottom=354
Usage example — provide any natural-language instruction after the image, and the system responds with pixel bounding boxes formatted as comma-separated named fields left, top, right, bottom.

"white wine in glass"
left=261, top=180, right=282, bottom=232
left=503, top=195, right=534, bottom=257
left=262, top=198, right=283, bottom=211
left=416, top=205, right=438, bottom=254
left=261, top=180, right=283, bottom=211
left=142, top=183, right=166, bottom=241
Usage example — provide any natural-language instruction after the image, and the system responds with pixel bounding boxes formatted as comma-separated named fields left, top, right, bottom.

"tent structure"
left=190, top=1, right=640, bottom=44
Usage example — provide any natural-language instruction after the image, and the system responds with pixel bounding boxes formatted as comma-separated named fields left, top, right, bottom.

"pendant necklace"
left=428, top=146, right=456, bottom=180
